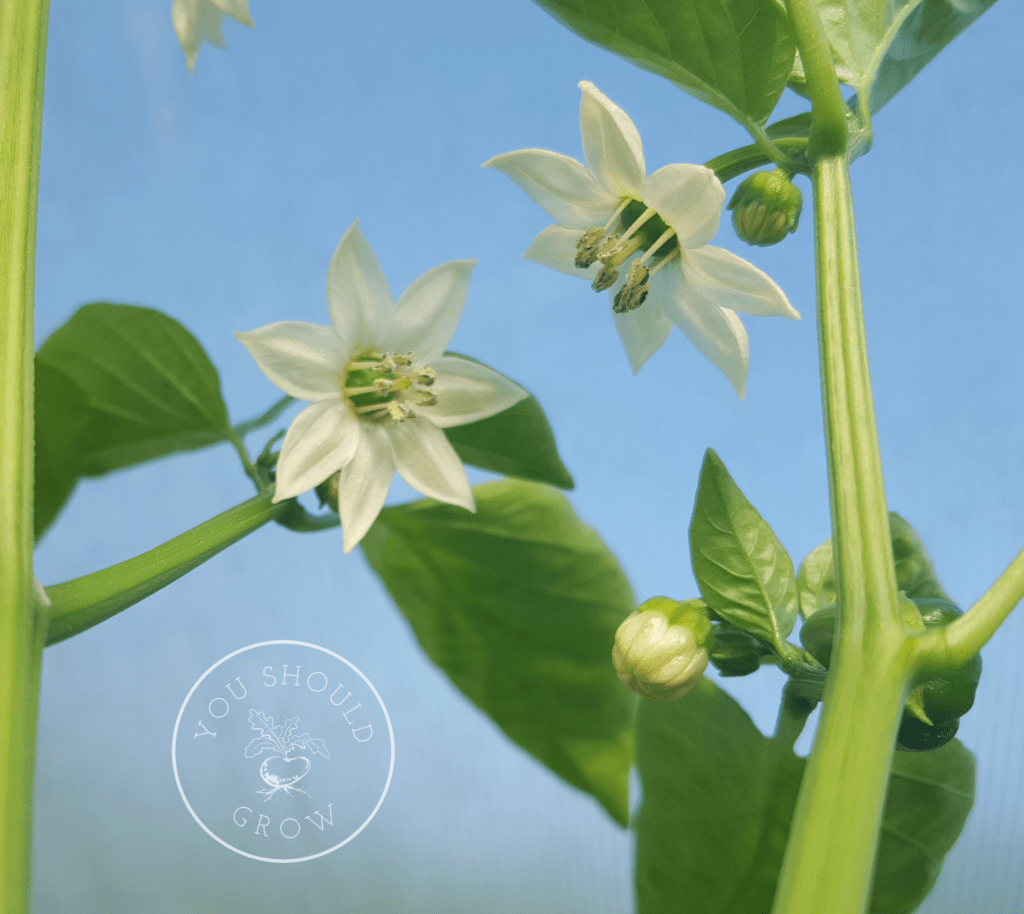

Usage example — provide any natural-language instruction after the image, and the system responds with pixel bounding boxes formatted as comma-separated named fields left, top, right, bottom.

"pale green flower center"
left=343, top=349, right=438, bottom=422
left=575, top=198, right=681, bottom=314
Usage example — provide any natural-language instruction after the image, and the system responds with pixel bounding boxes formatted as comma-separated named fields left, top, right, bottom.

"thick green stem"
left=44, top=491, right=296, bottom=645
left=770, top=156, right=908, bottom=914
left=0, top=1, right=49, bottom=910
left=784, top=0, right=847, bottom=157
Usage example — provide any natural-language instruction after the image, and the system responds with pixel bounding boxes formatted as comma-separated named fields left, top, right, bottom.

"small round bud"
left=709, top=626, right=764, bottom=677
left=727, top=170, right=802, bottom=247
left=612, top=597, right=713, bottom=701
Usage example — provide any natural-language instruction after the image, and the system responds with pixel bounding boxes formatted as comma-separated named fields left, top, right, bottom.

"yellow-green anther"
left=575, top=227, right=607, bottom=268
left=592, top=265, right=619, bottom=292
left=613, top=261, right=650, bottom=313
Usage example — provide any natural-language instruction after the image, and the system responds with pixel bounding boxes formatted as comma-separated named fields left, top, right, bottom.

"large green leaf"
left=869, top=0, right=998, bottom=112
left=36, top=303, right=231, bottom=476
left=873, top=740, right=976, bottom=913
left=635, top=679, right=803, bottom=914
left=531, top=0, right=795, bottom=127
left=34, top=303, right=233, bottom=537
left=441, top=353, right=573, bottom=490
left=635, top=680, right=975, bottom=914
left=689, top=449, right=799, bottom=651
left=361, top=479, right=636, bottom=825
left=789, top=0, right=998, bottom=113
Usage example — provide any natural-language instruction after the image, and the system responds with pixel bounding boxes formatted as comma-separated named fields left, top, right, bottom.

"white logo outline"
left=171, top=640, right=395, bottom=863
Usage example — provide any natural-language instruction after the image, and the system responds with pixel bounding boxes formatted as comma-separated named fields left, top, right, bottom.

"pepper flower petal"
left=172, top=0, right=255, bottom=74
left=484, top=81, right=799, bottom=395
left=237, top=220, right=530, bottom=553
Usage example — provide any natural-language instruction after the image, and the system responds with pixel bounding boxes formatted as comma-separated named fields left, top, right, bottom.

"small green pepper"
left=797, top=598, right=982, bottom=752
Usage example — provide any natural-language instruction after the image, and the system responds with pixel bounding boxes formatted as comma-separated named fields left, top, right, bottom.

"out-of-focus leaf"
left=873, top=740, right=976, bottom=913
left=796, top=537, right=835, bottom=618
left=361, top=479, right=636, bottom=825
left=636, top=678, right=976, bottom=914
left=531, top=0, right=795, bottom=127
left=689, top=449, right=798, bottom=651
left=34, top=363, right=90, bottom=538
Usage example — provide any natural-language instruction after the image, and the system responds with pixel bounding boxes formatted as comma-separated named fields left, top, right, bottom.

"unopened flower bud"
left=612, top=597, right=713, bottom=701
left=727, top=170, right=802, bottom=247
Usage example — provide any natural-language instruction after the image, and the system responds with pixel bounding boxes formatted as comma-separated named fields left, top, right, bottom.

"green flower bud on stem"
left=727, top=169, right=802, bottom=247
left=612, top=597, right=713, bottom=701
left=709, top=625, right=764, bottom=677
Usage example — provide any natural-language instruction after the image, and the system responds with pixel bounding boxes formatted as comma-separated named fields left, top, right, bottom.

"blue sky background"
left=30, top=1, right=1024, bottom=911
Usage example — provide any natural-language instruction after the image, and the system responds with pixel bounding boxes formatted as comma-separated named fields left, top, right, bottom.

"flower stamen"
left=343, top=348, right=440, bottom=423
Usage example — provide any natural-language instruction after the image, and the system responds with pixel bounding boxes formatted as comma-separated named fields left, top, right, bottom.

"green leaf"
left=873, top=740, right=976, bottom=913
left=34, top=363, right=90, bottom=538
left=890, top=512, right=951, bottom=601
left=689, top=449, right=799, bottom=650
left=798, top=513, right=950, bottom=612
left=796, top=537, right=835, bottom=618
left=531, top=0, right=796, bottom=127
left=441, top=353, right=573, bottom=490
left=868, top=0, right=998, bottom=112
left=635, top=679, right=803, bottom=914
left=635, top=680, right=976, bottom=914
left=35, top=303, right=232, bottom=476
left=361, top=479, right=636, bottom=825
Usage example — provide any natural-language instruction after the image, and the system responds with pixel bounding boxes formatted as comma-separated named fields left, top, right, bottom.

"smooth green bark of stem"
left=783, top=0, right=847, bottom=157
left=44, top=492, right=294, bottom=645
left=770, top=156, right=908, bottom=914
left=0, top=1, right=49, bottom=911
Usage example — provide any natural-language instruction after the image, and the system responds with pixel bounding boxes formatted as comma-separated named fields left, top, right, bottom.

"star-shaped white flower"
left=172, top=0, right=254, bottom=74
left=237, top=221, right=529, bottom=553
left=484, top=81, right=800, bottom=397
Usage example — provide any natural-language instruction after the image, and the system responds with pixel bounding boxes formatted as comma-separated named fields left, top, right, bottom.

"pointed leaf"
left=36, top=303, right=232, bottom=476
left=531, top=0, right=796, bottom=127
left=361, top=479, right=636, bottom=825
left=441, top=353, right=573, bottom=490
left=689, top=449, right=798, bottom=650
left=889, top=512, right=951, bottom=601
left=868, top=0, right=999, bottom=112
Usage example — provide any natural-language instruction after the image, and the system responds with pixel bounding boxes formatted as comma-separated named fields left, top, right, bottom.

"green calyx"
left=637, top=596, right=714, bottom=651
left=727, top=170, right=802, bottom=247
left=799, top=597, right=982, bottom=751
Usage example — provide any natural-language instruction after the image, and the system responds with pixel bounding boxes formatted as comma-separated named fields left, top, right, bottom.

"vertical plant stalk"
left=0, top=0, right=50, bottom=911
left=771, top=155, right=909, bottom=914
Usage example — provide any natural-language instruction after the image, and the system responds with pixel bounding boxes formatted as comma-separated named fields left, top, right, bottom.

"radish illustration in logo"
left=245, top=709, right=330, bottom=801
